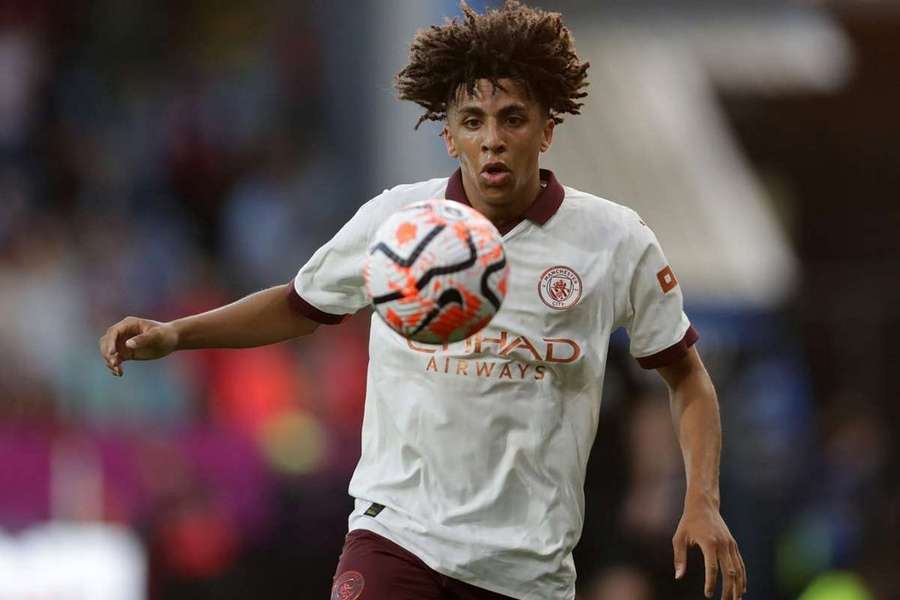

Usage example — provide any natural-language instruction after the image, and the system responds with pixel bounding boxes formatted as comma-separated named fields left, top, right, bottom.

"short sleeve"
left=623, top=220, right=698, bottom=369
left=288, top=198, right=380, bottom=324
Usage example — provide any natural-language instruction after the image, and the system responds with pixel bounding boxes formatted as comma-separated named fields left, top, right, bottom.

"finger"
left=734, top=544, right=747, bottom=595
left=101, top=331, right=117, bottom=362
left=104, top=346, right=116, bottom=366
left=105, top=319, right=137, bottom=359
left=700, top=542, right=719, bottom=598
left=101, top=327, right=120, bottom=361
left=726, top=544, right=741, bottom=600
left=718, top=546, right=737, bottom=600
left=105, top=318, right=145, bottom=358
left=673, top=532, right=687, bottom=580
left=104, top=350, right=120, bottom=373
left=104, top=355, right=120, bottom=377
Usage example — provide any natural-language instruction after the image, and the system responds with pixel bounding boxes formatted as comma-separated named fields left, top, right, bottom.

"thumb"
left=673, top=533, right=687, bottom=580
left=126, top=330, right=158, bottom=350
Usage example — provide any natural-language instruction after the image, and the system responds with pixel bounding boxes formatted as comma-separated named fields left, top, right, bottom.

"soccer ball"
left=364, top=199, right=510, bottom=344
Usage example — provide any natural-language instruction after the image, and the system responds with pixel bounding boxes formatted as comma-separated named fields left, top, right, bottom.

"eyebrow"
left=455, top=103, right=529, bottom=118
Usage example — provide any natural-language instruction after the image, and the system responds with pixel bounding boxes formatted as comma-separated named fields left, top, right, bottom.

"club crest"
left=331, top=571, right=365, bottom=600
left=538, top=266, right=582, bottom=310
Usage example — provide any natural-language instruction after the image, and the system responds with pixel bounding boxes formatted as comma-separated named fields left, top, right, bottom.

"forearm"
left=672, top=372, right=721, bottom=508
left=172, top=283, right=317, bottom=350
left=664, top=352, right=722, bottom=509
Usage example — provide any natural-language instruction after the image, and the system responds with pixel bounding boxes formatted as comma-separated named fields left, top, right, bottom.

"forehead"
left=449, top=78, right=539, bottom=113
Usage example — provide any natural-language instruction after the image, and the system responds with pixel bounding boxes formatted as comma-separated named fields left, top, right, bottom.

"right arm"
left=101, top=187, right=390, bottom=376
left=98, top=283, right=318, bottom=376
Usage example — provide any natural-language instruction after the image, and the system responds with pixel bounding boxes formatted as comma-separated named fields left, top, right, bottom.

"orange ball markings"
left=395, top=221, right=418, bottom=246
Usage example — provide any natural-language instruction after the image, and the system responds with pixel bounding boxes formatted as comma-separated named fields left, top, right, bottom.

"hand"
left=98, top=316, right=179, bottom=377
left=673, top=500, right=747, bottom=600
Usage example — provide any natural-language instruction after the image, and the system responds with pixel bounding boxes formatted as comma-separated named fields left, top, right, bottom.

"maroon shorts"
left=331, top=529, right=514, bottom=600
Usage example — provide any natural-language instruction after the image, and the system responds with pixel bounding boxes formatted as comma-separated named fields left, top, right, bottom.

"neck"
left=460, top=169, right=542, bottom=226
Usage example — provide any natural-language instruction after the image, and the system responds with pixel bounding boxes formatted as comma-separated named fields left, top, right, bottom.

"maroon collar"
left=444, top=168, right=565, bottom=234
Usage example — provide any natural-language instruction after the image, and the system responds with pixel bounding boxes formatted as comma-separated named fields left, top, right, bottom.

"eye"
left=463, top=118, right=481, bottom=129
left=506, top=115, right=525, bottom=127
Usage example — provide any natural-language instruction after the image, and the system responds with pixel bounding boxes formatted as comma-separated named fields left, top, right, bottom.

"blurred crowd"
left=1, top=1, right=898, bottom=599
left=0, top=1, right=365, bottom=596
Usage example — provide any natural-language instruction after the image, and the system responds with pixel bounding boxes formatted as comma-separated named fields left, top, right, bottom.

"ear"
left=442, top=125, right=459, bottom=159
left=540, top=118, right=555, bottom=153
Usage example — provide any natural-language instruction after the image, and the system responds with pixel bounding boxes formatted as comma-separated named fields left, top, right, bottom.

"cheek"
left=515, top=133, right=545, bottom=163
left=454, top=134, right=481, bottom=159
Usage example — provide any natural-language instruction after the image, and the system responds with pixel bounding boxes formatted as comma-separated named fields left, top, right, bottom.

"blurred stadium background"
left=0, top=0, right=897, bottom=598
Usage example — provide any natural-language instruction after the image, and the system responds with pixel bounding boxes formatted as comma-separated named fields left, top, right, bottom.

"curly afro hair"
left=396, top=0, right=590, bottom=129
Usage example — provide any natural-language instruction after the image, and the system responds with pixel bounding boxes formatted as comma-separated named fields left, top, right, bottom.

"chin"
left=480, top=187, right=514, bottom=204
left=480, top=177, right=517, bottom=193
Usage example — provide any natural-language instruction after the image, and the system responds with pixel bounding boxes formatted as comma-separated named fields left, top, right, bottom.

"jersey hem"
left=635, top=324, right=699, bottom=369
left=347, top=520, right=542, bottom=600
left=286, top=283, right=349, bottom=325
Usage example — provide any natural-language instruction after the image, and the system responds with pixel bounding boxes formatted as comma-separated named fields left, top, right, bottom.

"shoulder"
left=554, top=185, right=650, bottom=249
left=383, top=176, right=449, bottom=200
left=350, top=176, right=450, bottom=234
left=360, top=176, right=448, bottom=214
left=561, top=186, right=640, bottom=224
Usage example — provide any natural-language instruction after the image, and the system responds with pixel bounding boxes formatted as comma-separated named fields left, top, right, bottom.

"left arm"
left=657, top=347, right=747, bottom=600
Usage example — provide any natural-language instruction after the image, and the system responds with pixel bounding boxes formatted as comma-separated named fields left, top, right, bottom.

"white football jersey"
left=290, top=170, right=697, bottom=600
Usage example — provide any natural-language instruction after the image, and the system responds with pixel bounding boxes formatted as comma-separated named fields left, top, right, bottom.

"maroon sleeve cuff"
left=286, top=283, right=349, bottom=325
left=636, top=325, right=699, bottom=369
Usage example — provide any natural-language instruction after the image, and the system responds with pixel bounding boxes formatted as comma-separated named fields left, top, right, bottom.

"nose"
left=481, top=120, right=506, bottom=155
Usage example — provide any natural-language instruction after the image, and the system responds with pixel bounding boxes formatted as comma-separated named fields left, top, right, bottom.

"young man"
left=99, top=2, right=746, bottom=599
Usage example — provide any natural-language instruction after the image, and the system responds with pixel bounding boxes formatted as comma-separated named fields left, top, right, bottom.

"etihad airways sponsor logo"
left=406, top=330, right=582, bottom=381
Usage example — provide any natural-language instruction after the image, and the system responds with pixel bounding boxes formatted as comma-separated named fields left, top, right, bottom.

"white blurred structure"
left=0, top=522, right=146, bottom=600
left=367, top=0, right=458, bottom=190
left=543, top=8, right=852, bottom=308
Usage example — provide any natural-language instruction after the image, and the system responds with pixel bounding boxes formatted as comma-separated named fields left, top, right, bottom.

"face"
left=443, top=79, right=554, bottom=218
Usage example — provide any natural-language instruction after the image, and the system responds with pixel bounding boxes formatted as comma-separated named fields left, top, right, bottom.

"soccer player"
left=98, top=2, right=747, bottom=599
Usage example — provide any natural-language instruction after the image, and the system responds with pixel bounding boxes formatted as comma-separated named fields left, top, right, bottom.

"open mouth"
left=480, top=162, right=512, bottom=186
left=482, top=162, right=510, bottom=175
